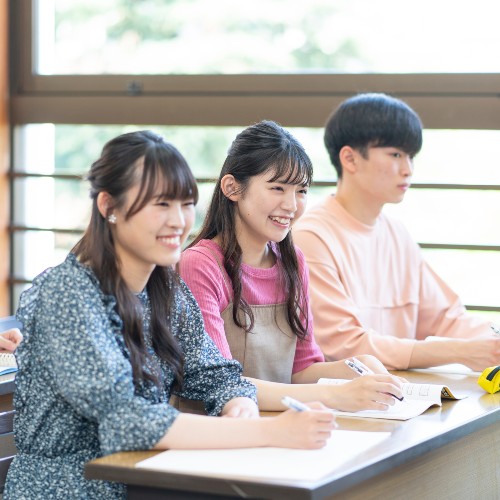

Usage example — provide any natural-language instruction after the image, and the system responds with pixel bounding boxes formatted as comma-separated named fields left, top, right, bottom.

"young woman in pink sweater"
left=180, top=120, right=403, bottom=411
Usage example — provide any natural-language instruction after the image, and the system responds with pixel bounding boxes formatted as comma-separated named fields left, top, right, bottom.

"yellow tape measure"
left=478, top=366, right=500, bottom=394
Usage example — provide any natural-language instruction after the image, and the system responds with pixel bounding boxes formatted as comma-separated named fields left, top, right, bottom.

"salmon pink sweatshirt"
left=293, top=196, right=490, bottom=370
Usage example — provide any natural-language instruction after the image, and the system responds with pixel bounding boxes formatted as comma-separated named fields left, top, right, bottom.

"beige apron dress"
left=171, top=250, right=297, bottom=414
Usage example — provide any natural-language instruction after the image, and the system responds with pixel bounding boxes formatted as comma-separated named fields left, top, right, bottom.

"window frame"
left=10, top=2, right=500, bottom=128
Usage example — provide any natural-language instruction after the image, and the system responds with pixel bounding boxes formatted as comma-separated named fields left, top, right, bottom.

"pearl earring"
left=108, top=214, right=117, bottom=224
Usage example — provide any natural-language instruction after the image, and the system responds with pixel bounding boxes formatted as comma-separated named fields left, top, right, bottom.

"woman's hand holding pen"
left=347, top=354, right=396, bottom=376
left=267, top=401, right=337, bottom=449
left=324, top=375, right=404, bottom=412
left=333, top=357, right=405, bottom=411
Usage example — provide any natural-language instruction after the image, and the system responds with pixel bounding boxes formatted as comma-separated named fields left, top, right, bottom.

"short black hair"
left=324, top=93, right=423, bottom=178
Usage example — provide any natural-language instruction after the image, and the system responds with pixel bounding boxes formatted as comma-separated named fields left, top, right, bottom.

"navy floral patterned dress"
left=4, top=253, right=257, bottom=499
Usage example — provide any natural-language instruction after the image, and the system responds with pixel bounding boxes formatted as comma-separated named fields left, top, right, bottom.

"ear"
left=339, top=145, right=359, bottom=175
left=220, top=174, right=241, bottom=201
left=96, top=191, right=114, bottom=219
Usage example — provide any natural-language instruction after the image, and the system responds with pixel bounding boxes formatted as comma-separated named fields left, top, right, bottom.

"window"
left=9, top=0, right=500, bottom=320
left=34, top=0, right=500, bottom=75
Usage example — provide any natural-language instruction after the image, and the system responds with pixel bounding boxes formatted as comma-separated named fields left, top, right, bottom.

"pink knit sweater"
left=179, top=239, right=324, bottom=374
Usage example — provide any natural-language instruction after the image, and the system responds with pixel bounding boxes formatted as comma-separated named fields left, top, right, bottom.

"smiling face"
left=113, top=185, right=195, bottom=292
left=107, top=182, right=195, bottom=292
left=233, top=170, right=308, bottom=249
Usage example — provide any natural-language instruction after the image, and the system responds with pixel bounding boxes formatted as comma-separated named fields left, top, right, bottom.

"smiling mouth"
left=269, top=216, right=291, bottom=226
left=158, top=236, right=181, bottom=245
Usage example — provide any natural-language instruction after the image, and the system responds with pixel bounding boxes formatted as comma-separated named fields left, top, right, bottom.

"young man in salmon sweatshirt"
left=293, top=92, right=500, bottom=371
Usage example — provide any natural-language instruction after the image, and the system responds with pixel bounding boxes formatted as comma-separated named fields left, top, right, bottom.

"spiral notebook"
left=0, top=353, right=17, bottom=376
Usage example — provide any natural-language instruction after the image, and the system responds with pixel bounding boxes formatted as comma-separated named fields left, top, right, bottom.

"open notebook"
left=0, top=353, right=17, bottom=376
left=318, top=378, right=466, bottom=421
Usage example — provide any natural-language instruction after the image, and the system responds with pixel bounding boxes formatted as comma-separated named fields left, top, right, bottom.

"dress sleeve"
left=293, top=229, right=415, bottom=370
left=416, top=261, right=491, bottom=340
left=171, top=279, right=257, bottom=415
left=179, top=248, right=233, bottom=358
left=20, top=267, right=177, bottom=455
left=292, top=246, right=325, bottom=373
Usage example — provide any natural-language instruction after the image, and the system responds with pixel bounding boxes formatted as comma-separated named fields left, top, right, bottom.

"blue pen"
left=281, top=396, right=310, bottom=412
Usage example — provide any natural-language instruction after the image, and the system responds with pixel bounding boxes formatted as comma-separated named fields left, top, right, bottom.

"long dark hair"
left=190, top=120, right=312, bottom=339
left=73, top=130, right=198, bottom=387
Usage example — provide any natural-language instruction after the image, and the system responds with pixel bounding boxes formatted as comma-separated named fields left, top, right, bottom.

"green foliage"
left=106, top=0, right=181, bottom=41
left=54, top=125, right=134, bottom=172
left=53, top=0, right=364, bottom=73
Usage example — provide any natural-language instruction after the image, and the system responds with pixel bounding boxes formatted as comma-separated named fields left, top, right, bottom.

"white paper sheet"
left=136, top=430, right=391, bottom=483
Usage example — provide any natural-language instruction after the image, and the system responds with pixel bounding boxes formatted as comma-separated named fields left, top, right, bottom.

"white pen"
left=281, top=396, right=310, bottom=412
left=491, top=324, right=500, bottom=335
left=345, top=357, right=373, bottom=376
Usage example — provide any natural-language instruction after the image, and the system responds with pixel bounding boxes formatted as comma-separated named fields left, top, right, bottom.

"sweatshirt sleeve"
left=293, top=228, right=416, bottom=370
left=416, top=261, right=491, bottom=340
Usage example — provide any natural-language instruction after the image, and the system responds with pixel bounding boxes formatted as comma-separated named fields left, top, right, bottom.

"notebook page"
left=136, top=430, right=391, bottom=482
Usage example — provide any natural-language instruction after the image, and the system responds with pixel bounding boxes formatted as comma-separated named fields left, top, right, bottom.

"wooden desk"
left=0, top=373, right=16, bottom=493
left=86, top=370, right=500, bottom=499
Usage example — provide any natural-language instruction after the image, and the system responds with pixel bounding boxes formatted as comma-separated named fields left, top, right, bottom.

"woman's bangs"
left=129, top=153, right=198, bottom=216
left=266, top=156, right=312, bottom=187
left=153, top=159, right=199, bottom=202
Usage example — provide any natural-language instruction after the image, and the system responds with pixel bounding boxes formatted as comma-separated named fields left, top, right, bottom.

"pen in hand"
left=345, top=358, right=404, bottom=402
left=281, top=396, right=310, bottom=412
left=345, top=358, right=372, bottom=376
left=490, top=324, right=500, bottom=336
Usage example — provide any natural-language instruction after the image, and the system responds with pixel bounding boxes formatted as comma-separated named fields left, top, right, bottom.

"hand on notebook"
left=0, top=328, right=23, bottom=353
left=325, top=374, right=404, bottom=412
